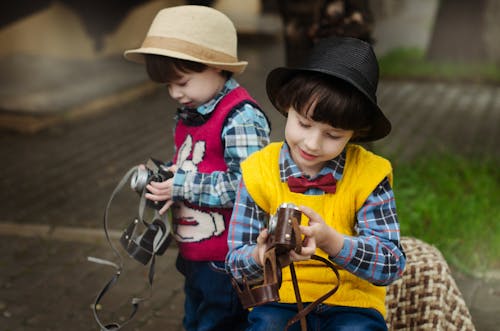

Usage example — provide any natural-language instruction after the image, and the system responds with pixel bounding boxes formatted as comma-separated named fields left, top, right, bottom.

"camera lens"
left=130, top=168, right=150, bottom=192
left=268, top=214, right=278, bottom=235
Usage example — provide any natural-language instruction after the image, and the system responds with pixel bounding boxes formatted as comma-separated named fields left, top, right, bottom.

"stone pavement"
left=1, top=36, right=500, bottom=331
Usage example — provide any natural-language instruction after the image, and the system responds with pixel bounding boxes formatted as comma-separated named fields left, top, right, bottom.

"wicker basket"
left=385, top=237, right=476, bottom=330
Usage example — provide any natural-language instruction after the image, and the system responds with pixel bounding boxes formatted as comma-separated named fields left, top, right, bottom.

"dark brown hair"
left=144, top=54, right=231, bottom=83
left=273, top=72, right=375, bottom=139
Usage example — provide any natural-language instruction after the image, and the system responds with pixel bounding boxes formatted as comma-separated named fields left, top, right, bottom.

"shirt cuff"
left=329, top=235, right=356, bottom=267
left=172, top=169, right=187, bottom=201
left=247, top=258, right=264, bottom=279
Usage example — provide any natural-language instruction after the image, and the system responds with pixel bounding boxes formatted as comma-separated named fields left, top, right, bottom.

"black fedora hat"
left=266, top=36, right=391, bottom=142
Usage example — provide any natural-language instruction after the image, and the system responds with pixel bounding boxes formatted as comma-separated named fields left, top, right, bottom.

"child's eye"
left=169, top=79, right=188, bottom=87
left=326, top=133, right=341, bottom=139
left=298, top=120, right=310, bottom=128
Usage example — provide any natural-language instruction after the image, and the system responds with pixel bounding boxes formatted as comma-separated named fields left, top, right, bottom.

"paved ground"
left=1, top=17, right=500, bottom=331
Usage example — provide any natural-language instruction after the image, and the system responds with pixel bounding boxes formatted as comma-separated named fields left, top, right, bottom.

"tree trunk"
left=426, top=0, right=487, bottom=62
left=483, top=0, right=500, bottom=63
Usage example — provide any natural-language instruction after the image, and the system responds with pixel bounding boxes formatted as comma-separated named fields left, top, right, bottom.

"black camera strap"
left=87, top=166, right=170, bottom=331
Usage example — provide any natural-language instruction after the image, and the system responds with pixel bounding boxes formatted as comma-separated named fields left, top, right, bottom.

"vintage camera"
left=267, top=203, right=303, bottom=257
left=232, top=203, right=303, bottom=309
left=119, top=158, right=174, bottom=265
left=130, top=158, right=173, bottom=210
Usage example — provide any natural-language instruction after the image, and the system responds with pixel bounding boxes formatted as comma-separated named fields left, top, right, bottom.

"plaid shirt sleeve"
left=226, top=179, right=267, bottom=282
left=173, top=103, right=270, bottom=208
left=330, top=177, right=406, bottom=285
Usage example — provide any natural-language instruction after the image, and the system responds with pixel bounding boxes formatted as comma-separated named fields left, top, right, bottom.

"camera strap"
left=87, top=166, right=170, bottom=331
left=285, top=255, right=340, bottom=331
left=231, top=211, right=340, bottom=331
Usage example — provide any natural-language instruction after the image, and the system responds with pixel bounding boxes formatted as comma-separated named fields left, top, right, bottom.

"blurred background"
left=0, top=0, right=499, bottom=330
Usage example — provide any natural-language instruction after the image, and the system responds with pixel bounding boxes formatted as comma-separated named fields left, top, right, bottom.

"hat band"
left=142, top=36, right=238, bottom=64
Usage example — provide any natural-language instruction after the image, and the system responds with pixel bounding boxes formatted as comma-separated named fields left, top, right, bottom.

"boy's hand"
left=145, top=165, right=177, bottom=215
left=253, top=225, right=317, bottom=265
left=289, top=229, right=316, bottom=262
left=252, top=229, right=269, bottom=266
left=298, top=205, right=344, bottom=257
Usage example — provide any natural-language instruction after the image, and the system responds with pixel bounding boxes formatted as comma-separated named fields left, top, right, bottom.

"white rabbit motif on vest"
left=172, top=135, right=225, bottom=242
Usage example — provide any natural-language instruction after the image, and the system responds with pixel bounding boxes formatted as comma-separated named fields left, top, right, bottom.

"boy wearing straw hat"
left=124, top=5, right=270, bottom=331
left=226, top=37, right=406, bottom=330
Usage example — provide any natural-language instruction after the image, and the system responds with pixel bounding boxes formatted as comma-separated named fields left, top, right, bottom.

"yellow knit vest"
left=241, top=142, right=393, bottom=316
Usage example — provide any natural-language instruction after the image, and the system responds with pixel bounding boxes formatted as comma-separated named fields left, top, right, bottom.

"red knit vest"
left=172, top=87, right=259, bottom=261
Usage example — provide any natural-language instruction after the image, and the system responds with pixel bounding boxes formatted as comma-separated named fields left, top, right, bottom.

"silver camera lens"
left=268, top=214, right=278, bottom=235
left=268, top=203, right=300, bottom=235
left=130, top=168, right=150, bottom=193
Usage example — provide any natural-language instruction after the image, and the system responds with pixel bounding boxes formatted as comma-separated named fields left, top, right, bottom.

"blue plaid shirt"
left=172, top=78, right=270, bottom=208
left=226, top=143, right=406, bottom=286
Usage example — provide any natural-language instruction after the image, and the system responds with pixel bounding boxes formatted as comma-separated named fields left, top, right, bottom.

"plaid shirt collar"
left=279, top=142, right=346, bottom=182
left=181, top=78, right=238, bottom=115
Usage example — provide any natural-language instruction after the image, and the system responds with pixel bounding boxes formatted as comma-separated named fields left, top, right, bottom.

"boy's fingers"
left=299, top=205, right=323, bottom=224
left=256, top=229, right=268, bottom=245
left=148, top=179, right=170, bottom=188
left=145, top=184, right=161, bottom=194
left=289, top=249, right=312, bottom=261
left=299, top=225, right=312, bottom=236
left=159, top=200, right=173, bottom=215
left=145, top=192, right=169, bottom=201
left=299, top=246, right=315, bottom=257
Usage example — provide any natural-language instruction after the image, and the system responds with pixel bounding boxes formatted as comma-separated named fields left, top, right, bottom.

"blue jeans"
left=247, top=302, right=387, bottom=331
left=176, top=255, right=248, bottom=331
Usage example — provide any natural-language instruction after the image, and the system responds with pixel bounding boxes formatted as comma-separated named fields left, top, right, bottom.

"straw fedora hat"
left=124, top=5, right=247, bottom=74
left=266, top=37, right=391, bottom=142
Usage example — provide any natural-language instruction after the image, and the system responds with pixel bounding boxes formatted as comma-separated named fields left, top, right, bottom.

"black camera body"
left=130, top=158, right=173, bottom=210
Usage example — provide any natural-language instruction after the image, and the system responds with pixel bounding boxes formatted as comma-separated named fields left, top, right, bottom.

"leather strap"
left=289, top=262, right=307, bottom=331
left=285, top=255, right=341, bottom=330
left=87, top=166, right=171, bottom=330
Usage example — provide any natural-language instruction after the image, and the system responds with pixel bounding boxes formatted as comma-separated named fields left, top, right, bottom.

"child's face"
left=167, top=67, right=226, bottom=109
left=285, top=108, right=353, bottom=177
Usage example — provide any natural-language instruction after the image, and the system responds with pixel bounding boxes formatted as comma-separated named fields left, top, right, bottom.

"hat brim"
left=124, top=47, right=248, bottom=74
left=266, top=67, right=391, bottom=142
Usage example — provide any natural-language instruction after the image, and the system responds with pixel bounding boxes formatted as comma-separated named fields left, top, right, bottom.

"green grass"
left=379, top=48, right=500, bottom=84
left=392, top=154, right=500, bottom=276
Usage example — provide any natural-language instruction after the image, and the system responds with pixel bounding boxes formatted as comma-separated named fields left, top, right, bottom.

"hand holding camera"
left=130, top=158, right=175, bottom=213
left=144, top=163, right=177, bottom=215
left=232, top=203, right=340, bottom=317
left=119, top=158, right=175, bottom=266
left=253, top=203, right=315, bottom=268
left=296, top=205, right=344, bottom=259
left=233, top=203, right=307, bottom=308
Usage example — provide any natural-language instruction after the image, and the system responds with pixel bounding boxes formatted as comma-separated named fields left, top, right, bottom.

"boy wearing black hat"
left=226, top=37, right=406, bottom=330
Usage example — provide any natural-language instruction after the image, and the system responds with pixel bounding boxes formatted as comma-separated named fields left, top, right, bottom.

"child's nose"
left=304, top=131, right=322, bottom=150
left=168, top=85, right=183, bottom=99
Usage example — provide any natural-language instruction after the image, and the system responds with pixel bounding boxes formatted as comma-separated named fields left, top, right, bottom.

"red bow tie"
left=287, top=173, right=337, bottom=193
